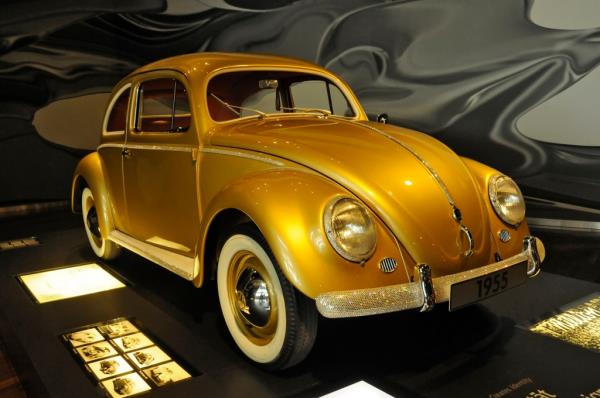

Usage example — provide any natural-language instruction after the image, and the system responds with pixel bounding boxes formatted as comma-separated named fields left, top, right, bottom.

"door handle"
left=121, top=148, right=132, bottom=159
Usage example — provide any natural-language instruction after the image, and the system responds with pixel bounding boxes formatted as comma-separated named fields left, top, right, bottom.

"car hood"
left=208, top=117, right=492, bottom=276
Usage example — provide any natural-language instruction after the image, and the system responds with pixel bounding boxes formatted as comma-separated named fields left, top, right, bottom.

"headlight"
left=488, top=175, right=526, bottom=226
left=324, top=197, right=377, bottom=262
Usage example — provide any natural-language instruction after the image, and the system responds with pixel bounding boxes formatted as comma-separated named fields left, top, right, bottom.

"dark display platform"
left=1, top=212, right=599, bottom=397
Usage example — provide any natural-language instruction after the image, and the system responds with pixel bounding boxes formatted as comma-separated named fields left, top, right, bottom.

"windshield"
left=207, top=71, right=356, bottom=122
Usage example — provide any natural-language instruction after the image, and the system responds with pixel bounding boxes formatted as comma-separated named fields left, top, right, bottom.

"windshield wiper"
left=210, top=93, right=267, bottom=119
left=279, top=106, right=332, bottom=117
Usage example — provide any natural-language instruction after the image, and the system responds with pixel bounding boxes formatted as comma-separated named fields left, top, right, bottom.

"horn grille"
left=379, top=257, right=397, bottom=273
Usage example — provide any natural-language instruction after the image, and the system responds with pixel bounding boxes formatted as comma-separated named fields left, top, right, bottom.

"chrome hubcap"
left=227, top=250, right=278, bottom=345
left=235, top=268, right=271, bottom=327
left=86, top=206, right=101, bottom=239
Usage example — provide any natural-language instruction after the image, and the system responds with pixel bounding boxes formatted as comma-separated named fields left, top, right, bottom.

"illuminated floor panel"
left=530, top=293, right=600, bottom=352
left=18, top=263, right=125, bottom=303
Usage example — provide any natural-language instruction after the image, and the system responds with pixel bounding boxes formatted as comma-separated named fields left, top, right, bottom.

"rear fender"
left=71, top=152, right=114, bottom=240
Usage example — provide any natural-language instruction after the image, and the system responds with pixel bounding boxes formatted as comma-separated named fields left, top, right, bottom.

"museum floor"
left=0, top=339, right=26, bottom=398
left=1, top=211, right=599, bottom=397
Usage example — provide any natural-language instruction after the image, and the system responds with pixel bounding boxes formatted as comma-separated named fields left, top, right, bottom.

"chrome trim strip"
left=109, top=231, right=194, bottom=280
left=98, top=143, right=193, bottom=153
left=527, top=217, right=600, bottom=233
left=97, top=143, right=125, bottom=150
left=358, top=123, right=475, bottom=257
left=359, top=123, right=457, bottom=208
left=201, top=147, right=285, bottom=166
left=96, top=144, right=285, bottom=166
left=315, top=236, right=543, bottom=318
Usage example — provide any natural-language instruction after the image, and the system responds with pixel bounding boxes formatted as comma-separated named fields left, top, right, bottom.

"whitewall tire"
left=216, top=225, right=317, bottom=369
left=81, top=187, right=121, bottom=260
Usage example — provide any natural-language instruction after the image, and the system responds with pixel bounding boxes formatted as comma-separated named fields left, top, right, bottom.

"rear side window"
left=136, top=78, right=191, bottom=133
left=106, top=87, right=130, bottom=132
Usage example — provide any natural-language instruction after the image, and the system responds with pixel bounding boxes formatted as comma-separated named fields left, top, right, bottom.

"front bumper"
left=315, top=236, right=545, bottom=318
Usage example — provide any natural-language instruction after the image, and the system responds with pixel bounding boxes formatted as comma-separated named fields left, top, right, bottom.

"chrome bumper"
left=315, top=236, right=545, bottom=318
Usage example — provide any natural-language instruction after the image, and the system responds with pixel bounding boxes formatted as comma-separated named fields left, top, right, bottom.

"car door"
left=97, top=83, right=132, bottom=231
left=122, top=73, right=201, bottom=259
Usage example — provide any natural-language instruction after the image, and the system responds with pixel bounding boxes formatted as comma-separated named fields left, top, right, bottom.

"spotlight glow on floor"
left=321, top=381, right=393, bottom=398
left=19, top=263, right=125, bottom=303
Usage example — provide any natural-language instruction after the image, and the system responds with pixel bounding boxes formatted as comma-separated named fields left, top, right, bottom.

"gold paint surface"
left=530, top=294, right=600, bottom=352
left=72, top=52, right=539, bottom=299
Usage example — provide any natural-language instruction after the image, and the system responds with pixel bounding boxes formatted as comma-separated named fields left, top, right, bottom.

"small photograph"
left=65, top=328, right=104, bottom=347
left=143, top=361, right=191, bottom=387
left=112, top=332, right=153, bottom=352
left=98, top=320, right=138, bottom=338
left=127, top=346, right=170, bottom=369
left=101, top=372, right=151, bottom=398
left=87, top=355, right=134, bottom=380
left=76, top=341, right=118, bottom=362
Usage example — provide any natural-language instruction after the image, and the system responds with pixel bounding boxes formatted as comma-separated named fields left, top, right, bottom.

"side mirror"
left=377, top=113, right=388, bottom=124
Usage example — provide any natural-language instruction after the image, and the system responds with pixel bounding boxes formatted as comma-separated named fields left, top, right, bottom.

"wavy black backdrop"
left=1, top=0, right=599, bottom=218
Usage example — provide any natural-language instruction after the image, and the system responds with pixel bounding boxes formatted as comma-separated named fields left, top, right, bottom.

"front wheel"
left=81, top=187, right=121, bottom=260
left=216, top=225, right=318, bottom=370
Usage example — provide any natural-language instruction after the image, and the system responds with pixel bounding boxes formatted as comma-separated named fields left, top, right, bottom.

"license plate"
left=449, top=261, right=528, bottom=311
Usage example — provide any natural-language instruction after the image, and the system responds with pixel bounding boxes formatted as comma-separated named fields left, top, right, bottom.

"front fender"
left=71, top=152, right=114, bottom=240
left=196, top=169, right=411, bottom=298
left=461, top=157, right=530, bottom=259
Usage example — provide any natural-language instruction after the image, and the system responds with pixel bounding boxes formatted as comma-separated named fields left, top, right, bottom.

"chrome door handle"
left=121, top=148, right=132, bottom=159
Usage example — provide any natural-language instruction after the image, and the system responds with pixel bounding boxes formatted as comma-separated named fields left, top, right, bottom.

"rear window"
left=106, top=87, right=130, bottom=132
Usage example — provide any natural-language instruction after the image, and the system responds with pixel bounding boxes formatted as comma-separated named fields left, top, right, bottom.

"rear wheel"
left=216, top=225, right=317, bottom=370
left=81, top=187, right=121, bottom=260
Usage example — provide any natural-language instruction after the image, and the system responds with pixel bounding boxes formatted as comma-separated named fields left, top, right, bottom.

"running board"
left=109, top=231, right=195, bottom=280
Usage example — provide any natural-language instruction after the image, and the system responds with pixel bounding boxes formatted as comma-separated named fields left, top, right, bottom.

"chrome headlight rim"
left=323, top=196, right=377, bottom=263
left=488, top=174, right=526, bottom=227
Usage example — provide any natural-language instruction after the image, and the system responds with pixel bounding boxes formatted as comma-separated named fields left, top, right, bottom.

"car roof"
left=129, top=52, right=323, bottom=79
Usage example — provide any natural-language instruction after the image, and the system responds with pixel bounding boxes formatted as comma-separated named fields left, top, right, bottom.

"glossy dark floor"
left=0, top=340, right=26, bottom=398
left=1, top=211, right=599, bottom=397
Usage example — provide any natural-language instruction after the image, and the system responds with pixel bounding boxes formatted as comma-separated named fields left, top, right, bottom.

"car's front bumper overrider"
left=315, top=236, right=545, bottom=318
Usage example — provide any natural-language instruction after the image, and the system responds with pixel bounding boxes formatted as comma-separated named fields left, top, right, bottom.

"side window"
left=137, top=78, right=191, bottom=133
left=106, top=87, right=130, bottom=132
left=329, top=84, right=354, bottom=117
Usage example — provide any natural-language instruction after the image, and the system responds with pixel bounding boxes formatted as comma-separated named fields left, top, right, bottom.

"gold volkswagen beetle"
left=71, top=52, right=545, bottom=369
